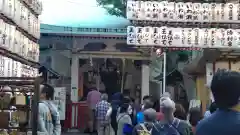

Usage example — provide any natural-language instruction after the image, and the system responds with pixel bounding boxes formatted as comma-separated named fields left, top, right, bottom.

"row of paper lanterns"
left=127, top=26, right=240, bottom=48
left=127, top=1, right=240, bottom=23
left=0, top=56, right=39, bottom=77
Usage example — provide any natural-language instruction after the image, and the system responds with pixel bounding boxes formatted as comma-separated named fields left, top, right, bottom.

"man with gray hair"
left=132, top=108, right=157, bottom=135
left=152, top=98, right=193, bottom=135
left=95, top=93, right=111, bottom=135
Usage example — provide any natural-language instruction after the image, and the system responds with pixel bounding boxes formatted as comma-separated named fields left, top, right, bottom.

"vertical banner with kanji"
left=54, top=87, right=66, bottom=120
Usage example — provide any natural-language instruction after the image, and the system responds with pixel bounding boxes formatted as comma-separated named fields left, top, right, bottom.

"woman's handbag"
left=123, top=123, right=133, bottom=135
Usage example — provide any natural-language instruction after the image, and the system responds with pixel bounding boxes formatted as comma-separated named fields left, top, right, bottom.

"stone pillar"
left=70, top=55, right=79, bottom=129
left=141, top=63, right=150, bottom=101
left=71, top=54, right=79, bottom=102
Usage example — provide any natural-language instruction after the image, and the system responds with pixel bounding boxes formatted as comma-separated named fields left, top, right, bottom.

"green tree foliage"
left=96, top=0, right=127, bottom=17
left=96, top=0, right=225, bottom=18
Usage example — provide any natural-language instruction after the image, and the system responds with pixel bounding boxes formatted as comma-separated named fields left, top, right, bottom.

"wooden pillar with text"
left=200, top=61, right=231, bottom=113
left=196, top=75, right=208, bottom=113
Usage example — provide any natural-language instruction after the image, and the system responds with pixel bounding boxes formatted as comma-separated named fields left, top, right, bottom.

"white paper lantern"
left=231, top=3, right=238, bottom=23
left=231, top=29, right=239, bottom=48
left=209, top=28, right=216, bottom=47
left=143, top=27, right=151, bottom=45
left=215, top=29, right=224, bottom=48
left=126, top=1, right=136, bottom=20
left=0, top=19, right=4, bottom=46
left=215, top=3, right=222, bottom=22
left=0, top=0, right=3, bottom=13
left=225, top=29, right=234, bottom=47
left=180, top=28, right=186, bottom=46
left=0, top=56, right=4, bottom=76
left=152, top=2, right=160, bottom=21
left=161, top=1, right=169, bottom=21
left=185, top=2, right=193, bottom=22
left=184, top=28, right=193, bottom=47
left=235, top=29, right=240, bottom=47
left=151, top=27, right=161, bottom=45
left=2, top=23, right=9, bottom=49
left=4, top=57, right=11, bottom=77
left=160, top=27, right=168, bottom=47
left=135, top=1, right=144, bottom=20
left=8, top=25, right=15, bottom=51
left=14, top=30, right=20, bottom=54
left=202, top=28, right=210, bottom=48
left=135, top=26, right=144, bottom=46
left=168, top=2, right=176, bottom=21
left=176, top=2, right=185, bottom=22
left=201, top=3, right=210, bottom=22
left=192, top=28, right=200, bottom=47
left=16, top=62, right=22, bottom=77
left=237, top=4, right=240, bottom=23
left=220, top=28, right=226, bottom=47
left=192, top=3, right=201, bottom=22
left=172, top=27, right=182, bottom=47
left=224, top=3, right=237, bottom=23
left=210, top=3, right=217, bottom=22
left=144, top=1, right=152, bottom=20
left=167, top=27, right=174, bottom=47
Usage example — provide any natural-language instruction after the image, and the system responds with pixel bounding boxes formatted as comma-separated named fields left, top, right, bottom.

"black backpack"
left=152, top=118, right=182, bottom=135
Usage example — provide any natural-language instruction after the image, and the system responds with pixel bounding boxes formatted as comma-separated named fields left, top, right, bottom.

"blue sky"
left=39, top=0, right=129, bottom=28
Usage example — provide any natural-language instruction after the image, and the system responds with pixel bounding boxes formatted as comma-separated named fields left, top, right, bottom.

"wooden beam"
left=73, top=51, right=150, bottom=60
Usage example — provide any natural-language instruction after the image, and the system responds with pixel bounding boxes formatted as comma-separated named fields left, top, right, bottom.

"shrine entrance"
left=82, top=58, right=124, bottom=97
left=71, top=51, right=150, bottom=102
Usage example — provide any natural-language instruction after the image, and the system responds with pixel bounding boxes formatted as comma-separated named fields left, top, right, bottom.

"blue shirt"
left=196, top=110, right=240, bottom=135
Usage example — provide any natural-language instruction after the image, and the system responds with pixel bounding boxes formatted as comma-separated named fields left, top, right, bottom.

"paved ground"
left=62, top=132, right=88, bottom=135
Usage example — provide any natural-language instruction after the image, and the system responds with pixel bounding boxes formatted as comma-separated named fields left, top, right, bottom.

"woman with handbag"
left=117, top=103, right=132, bottom=135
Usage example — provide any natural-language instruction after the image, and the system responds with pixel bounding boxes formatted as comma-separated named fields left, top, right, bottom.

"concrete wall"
left=52, top=51, right=71, bottom=77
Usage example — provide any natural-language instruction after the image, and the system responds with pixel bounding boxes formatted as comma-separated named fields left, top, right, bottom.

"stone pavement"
left=62, top=132, right=89, bottom=135
left=62, top=127, right=115, bottom=135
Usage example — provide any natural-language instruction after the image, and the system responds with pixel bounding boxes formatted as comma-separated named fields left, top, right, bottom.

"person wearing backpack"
left=38, top=84, right=61, bottom=135
left=117, top=103, right=132, bottom=135
left=151, top=98, right=193, bottom=135
left=132, top=108, right=157, bottom=135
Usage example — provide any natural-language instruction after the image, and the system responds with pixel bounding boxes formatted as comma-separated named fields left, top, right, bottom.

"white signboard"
left=127, top=1, right=240, bottom=23
left=54, top=87, right=66, bottom=120
left=189, top=99, right=201, bottom=109
left=127, top=26, right=240, bottom=48
left=206, top=63, right=214, bottom=102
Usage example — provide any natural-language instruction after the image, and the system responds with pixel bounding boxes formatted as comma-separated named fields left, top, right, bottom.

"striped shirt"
left=95, top=100, right=111, bottom=125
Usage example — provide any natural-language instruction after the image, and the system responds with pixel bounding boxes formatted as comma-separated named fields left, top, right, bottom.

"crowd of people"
left=86, top=69, right=240, bottom=135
